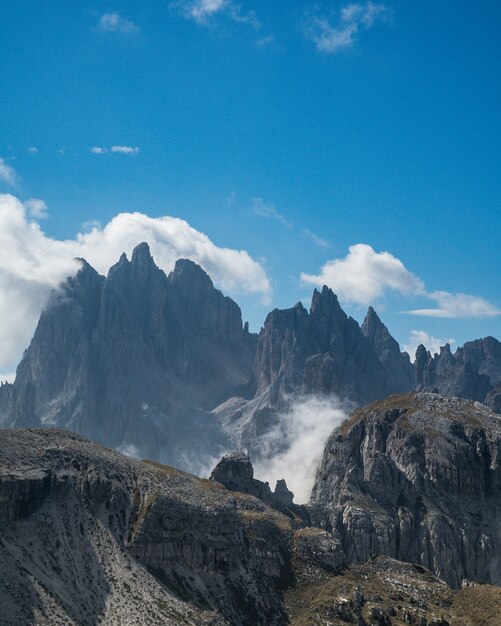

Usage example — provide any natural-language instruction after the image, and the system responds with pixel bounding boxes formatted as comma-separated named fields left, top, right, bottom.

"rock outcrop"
left=1, top=410, right=501, bottom=624
left=210, top=452, right=310, bottom=522
left=311, top=392, right=501, bottom=588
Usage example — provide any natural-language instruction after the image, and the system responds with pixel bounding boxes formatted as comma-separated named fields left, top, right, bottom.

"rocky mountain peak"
left=171, top=257, right=213, bottom=284
left=130, top=241, right=154, bottom=265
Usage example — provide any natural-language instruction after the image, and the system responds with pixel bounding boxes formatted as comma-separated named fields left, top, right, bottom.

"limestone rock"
left=310, top=392, right=501, bottom=588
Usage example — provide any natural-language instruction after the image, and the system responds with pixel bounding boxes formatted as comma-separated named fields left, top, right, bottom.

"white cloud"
left=0, top=194, right=272, bottom=372
left=90, top=146, right=139, bottom=155
left=0, top=372, right=16, bottom=384
left=302, top=228, right=328, bottom=248
left=300, top=243, right=500, bottom=319
left=251, top=197, right=291, bottom=228
left=402, top=330, right=455, bottom=361
left=171, top=0, right=259, bottom=28
left=97, top=13, right=139, bottom=34
left=27, top=146, right=39, bottom=154
left=24, top=198, right=48, bottom=220
left=253, top=395, right=349, bottom=503
left=111, top=145, right=139, bottom=155
left=407, top=291, right=501, bottom=319
left=303, top=2, right=391, bottom=54
left=0, top=158, right=18, bottom=186
left=301, top=243, right=425, bottom=304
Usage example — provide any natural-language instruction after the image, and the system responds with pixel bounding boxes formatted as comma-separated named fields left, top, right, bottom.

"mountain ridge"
left=0, top=243, right=499, bottom=471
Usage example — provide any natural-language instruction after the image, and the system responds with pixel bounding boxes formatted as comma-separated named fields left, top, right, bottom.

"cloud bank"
left=303, top=2, right=391, bottom=54
left=0, top=194, right=271, bottom=374
left=253, top=395, right=349, bottom=503
left=301, top=243, right=500, bottom=319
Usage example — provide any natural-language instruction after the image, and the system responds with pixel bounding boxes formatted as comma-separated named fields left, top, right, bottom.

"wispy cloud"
left=407, top=291, right=501, bottom=319
left=97, top=13, right=140, bottom=34
left=301, top=243, right=500, bottom=319
left=0, top=158, right=18, bottom=186
left=303, top=2, right=391, bottom=54
left=90, top=146, right=139, bottom=155
left=251, top=197, right=292, bottom=228
left=302, top=228, right=328, bottom=248
left=402, top=330, right=455, bottom=361
left=25, top=198, right=48, bottom=220
left=170, top=0, right=259, bottom=28
left=27, top=146, right=39, bottom=154
left=111, top=145, right=139, bottom=155
left=255, top=34, right=275, bottom=49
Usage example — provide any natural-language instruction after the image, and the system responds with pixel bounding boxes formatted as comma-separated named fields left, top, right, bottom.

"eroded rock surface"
left=311, top=392, right=501, bottom=588
left=0, top=428, right=341, bottom=626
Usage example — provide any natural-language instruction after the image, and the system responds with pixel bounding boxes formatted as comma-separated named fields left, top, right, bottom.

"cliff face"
left=0, top=428, right=341, bottom=626
left=415, top=337, right=501, bottom=411
left=310, top=392, right=501, bottom=588
left=217, top=288, right=415, bottom=454
left=0, top=244, right=257, bottom=471
left=252, top=288, right=412, bottom=406
left=2, top=425, right=501, bottom=626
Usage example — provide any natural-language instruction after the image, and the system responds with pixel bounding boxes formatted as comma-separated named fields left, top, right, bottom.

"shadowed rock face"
left=0, top=244, right=257, bottom=471
left=415, top=337, right=501, bottom=412
left=217, top=287, right=416, bottom=455
left=310, top=392, right=501, bottom=588
left=0, top=428, right=342, bottom=626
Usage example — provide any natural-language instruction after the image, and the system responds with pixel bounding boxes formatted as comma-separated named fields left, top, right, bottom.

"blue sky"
left=0, top=0, right=500, bottom=376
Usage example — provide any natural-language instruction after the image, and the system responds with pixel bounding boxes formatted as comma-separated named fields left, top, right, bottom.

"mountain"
left=0, top=243, right=499, bottom=472
left=216, top=288, right=416, bottom=455
left=0, top=243, right=256, bottom=472
left=1, top=422, right=500, bottom=625
left=416, top=337, right=501, bottom=412
left=310, top=392, right=501, bottom=588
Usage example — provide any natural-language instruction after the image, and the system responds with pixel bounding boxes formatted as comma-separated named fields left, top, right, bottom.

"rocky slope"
left=0, top=428, right=344, bottom=625
left=2, top=426, right=500, bottom=626
left=311, top=392, right=501, bottom=588
left=287, top=554, right=501, bottom=626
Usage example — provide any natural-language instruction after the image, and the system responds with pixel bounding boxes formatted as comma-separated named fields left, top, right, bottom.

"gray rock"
left=210, top=452, right=310, bottom=522
left=310, top=392, right=501, bottom=588
left=0, top=244, right=257, bottom=472
left=415, top=337, right=501, bottom=409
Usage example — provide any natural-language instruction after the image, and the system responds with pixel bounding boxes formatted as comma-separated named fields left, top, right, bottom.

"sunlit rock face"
left=311, top=392, right=501, bottom=588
